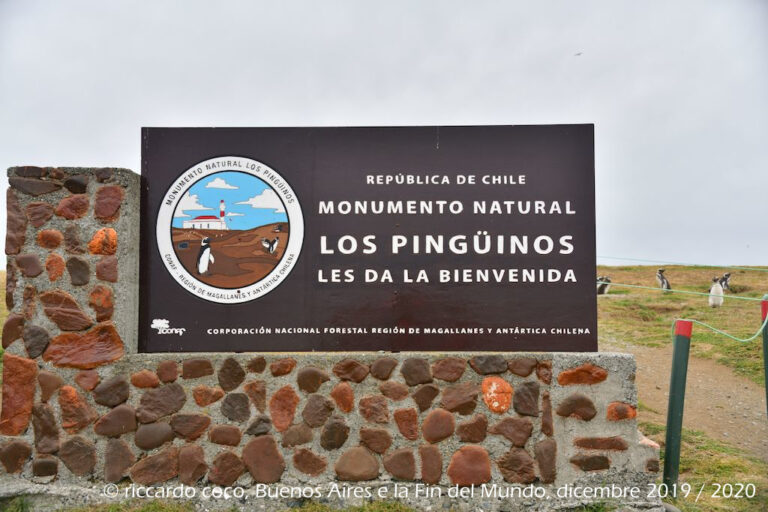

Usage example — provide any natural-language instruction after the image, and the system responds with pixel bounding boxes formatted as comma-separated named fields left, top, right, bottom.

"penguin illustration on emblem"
left=262, top=237, right=279, bottom=255
left=196, top=237, right=215, bottom=275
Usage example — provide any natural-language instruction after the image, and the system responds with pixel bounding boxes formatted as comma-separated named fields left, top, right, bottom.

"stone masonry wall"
left=1, top=167, right=661, bottom=511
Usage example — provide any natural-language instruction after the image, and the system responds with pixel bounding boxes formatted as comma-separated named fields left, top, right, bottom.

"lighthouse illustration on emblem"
left=182, top=199, right=228, bottom=230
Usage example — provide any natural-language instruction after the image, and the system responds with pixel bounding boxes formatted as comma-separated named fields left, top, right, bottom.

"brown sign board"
left=139, top=126, right=596, bottom=352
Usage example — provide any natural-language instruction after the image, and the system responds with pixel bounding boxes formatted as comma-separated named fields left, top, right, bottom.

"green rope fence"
left=596, top=280, right=764, bottom=302
left=671, top=315, right=768, bottom=343
left=663, top=294, right=768, bottom=487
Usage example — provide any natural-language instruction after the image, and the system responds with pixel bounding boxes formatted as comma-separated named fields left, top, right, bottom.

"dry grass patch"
left=640, top=421, right=768, bottom=512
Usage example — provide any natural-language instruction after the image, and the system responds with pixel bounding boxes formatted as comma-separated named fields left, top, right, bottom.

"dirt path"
left=602, top=338, right=768, bottom=461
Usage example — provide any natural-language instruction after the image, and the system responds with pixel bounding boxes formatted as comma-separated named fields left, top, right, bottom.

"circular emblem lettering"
left=156, top=156, right=303, bottom=303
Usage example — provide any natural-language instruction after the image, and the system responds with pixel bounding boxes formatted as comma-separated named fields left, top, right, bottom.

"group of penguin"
left=596, top=269, right=732, bottom=308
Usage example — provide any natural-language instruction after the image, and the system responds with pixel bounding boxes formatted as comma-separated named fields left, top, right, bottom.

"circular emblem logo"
left=156, top=156, right=303, bottom=304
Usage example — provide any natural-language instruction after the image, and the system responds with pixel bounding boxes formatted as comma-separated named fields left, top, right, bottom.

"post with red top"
left=663, top=319, right=693, bottom=488
left=762, top=295, right=768, bottom=421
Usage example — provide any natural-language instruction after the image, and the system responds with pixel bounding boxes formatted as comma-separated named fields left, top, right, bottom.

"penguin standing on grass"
left=656, top=269, right=671, bottom=291
left=196, top=237, right=215, bottom=275
left=596, top=276, right=612, bottom=295
left=719, top=272, right=731, bottom=291
left=708, top=276, right=724, bottom=308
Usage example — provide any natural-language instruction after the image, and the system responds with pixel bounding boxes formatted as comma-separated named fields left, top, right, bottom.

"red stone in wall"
left=39, top=290, right=93, bottom=331
left=58, top=385, right=98, bottom=433
left=419, top=444, right=442, bottom=484
left=243, top=380, right=266, bottom=411
left=2, top=313, right=24, bottom=349
left=393, top=408, right=419, bottom=440
left=95, top=255, right=118, bottom=282
left=131, top=370, right=160, bottom=388
left=447, top=445, right=491, bottom=486
left=5, top=189, right=27, bottom=255
left=242, top=436, right=285, bottom=483
left=129, top=446, right=179, bottom=484
left=25, top=202, right=54, bottom=228
left=74, top=370, right=100, bottom=391
left=88, top=285, right=114, bottom=321
left=269, top=386, right=299, bottom=432
left=55, top=195, right=89, bottom=220
left=330, top=382, right=354, bottom=412
left=574, top=436, right=629, bottom=451
left=334, top=447, right=379, bottom=481
left=94, top=185, right=125, bottom=222
left=193, top=385, right=225, bottom=407
left=557, top=363, right=608, bottom=386
left=0, top=353, right=37, bottom=435
left=383, top=448, right=415, bottom=480
left=43, top=322, right=124, bottom=369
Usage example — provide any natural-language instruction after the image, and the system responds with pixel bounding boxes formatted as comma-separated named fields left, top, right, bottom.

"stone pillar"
left=4, top=166, right=140, bottom=353
left=2, top=166, right=139, bottom=479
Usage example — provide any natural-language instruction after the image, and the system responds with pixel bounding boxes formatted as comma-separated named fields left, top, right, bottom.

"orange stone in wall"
left=37, top=229, right=63, bottom=249
left=0, top=353, right=37, bottom=435
left=45, top=253, right=65, bottom=282
left=88, top=285, right=114, bottom=321
left=58, top=385, right=98, bottom=433
left=88, top=228, right=118, bottom=255
left=606, top=401, right=637, bottom=421
left=557, top=363, right=608, bottom=386
left=481, top=376, right=513, bottom=413
left=192, top=385, right=225, bottom=407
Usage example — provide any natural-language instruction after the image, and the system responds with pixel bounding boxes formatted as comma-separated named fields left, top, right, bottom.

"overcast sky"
left=1, top=1, right=766, bottom=266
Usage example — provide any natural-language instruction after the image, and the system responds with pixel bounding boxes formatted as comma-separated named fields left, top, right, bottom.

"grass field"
left=597, top=265, right=767, bottom=385
left=640, top=421, right=768, bottom=512
left=598, top=264, right=768, bottom=511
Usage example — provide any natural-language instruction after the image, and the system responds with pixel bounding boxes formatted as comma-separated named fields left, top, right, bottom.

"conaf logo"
left=151, top=318, right=186, bottom=336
